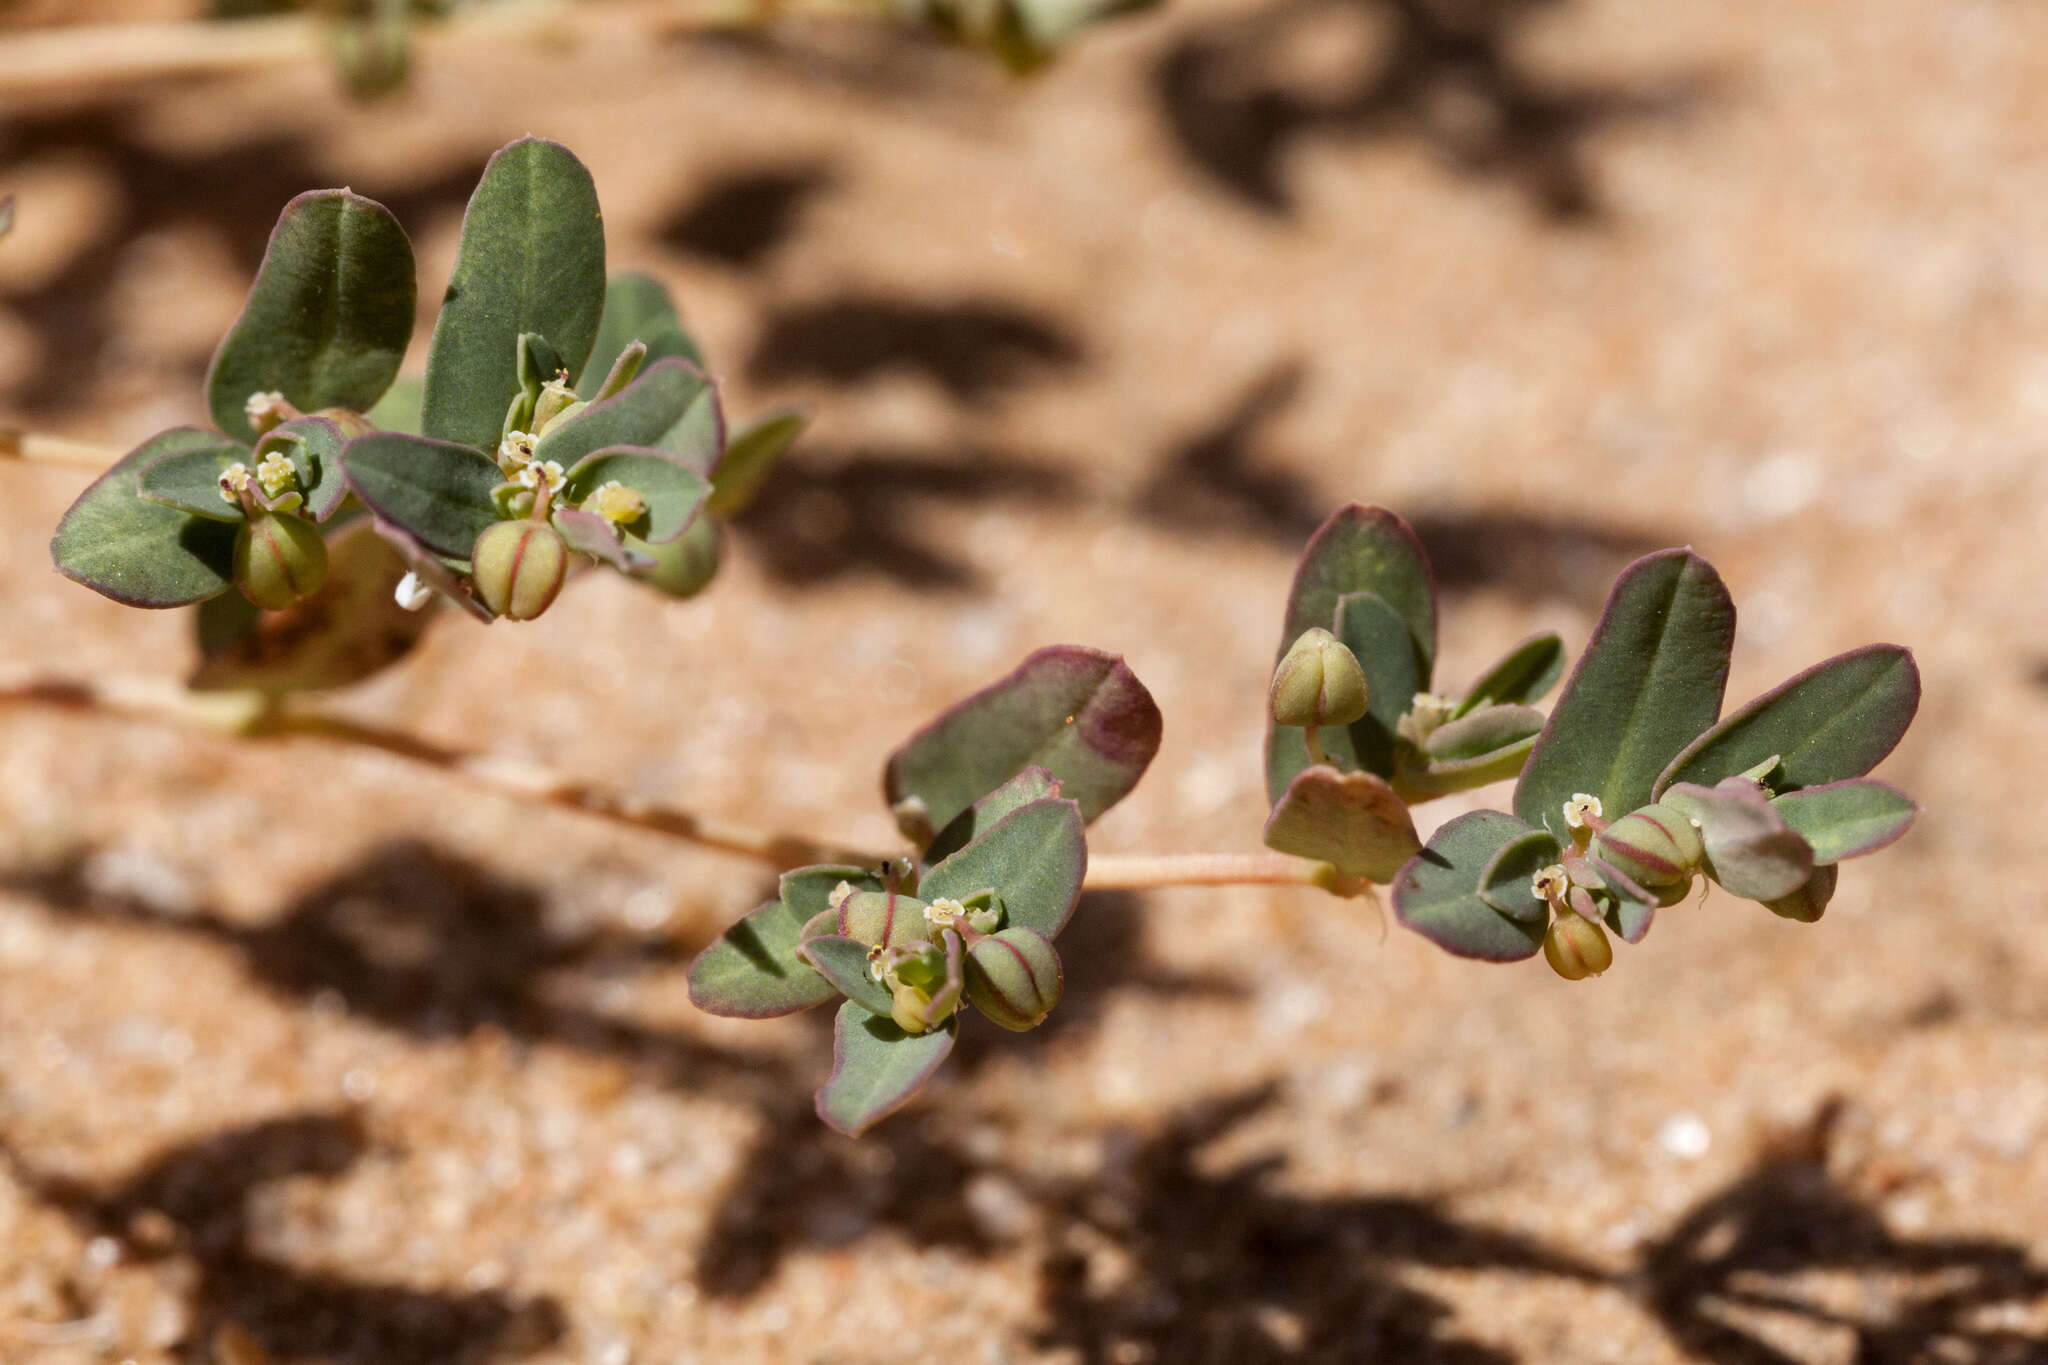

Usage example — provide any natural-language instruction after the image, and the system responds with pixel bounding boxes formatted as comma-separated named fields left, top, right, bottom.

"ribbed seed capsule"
left=1270, top=627, right=1370, bottom=728
left=1543, top=912, right=1613, bottom=981
left=963, top=927, right=1063, bottom=1031
left=471, top=520, right=568, bottom=621
left=836, top=890, right=931, bottom=949
left=1592, top=802, right=1704, bottom=889
left=234, top=510, right=328, bottom=610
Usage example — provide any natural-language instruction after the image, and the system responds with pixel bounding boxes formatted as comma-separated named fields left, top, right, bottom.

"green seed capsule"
left=471, top=520, right=568, bottom=621
left=1543, top=912, right=1613, bottom=981
left=234, top=510, right=328, bottom=610
left=964, top=927, right=1063, bottom=1031
left=639, top=516, right=720, bottom=600
left=1592, top=802, right=1704, bottom=889
left=836, top=889, right=932, bottom=949
left=1270, top=627, right=1370, bottom=729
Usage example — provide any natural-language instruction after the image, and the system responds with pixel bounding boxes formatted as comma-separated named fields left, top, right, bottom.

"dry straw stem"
left=0, top=0, right=885, bottom=99
left=0, top=670, right=1335, bottom=892
left=0, top=428, right=124, bottom=469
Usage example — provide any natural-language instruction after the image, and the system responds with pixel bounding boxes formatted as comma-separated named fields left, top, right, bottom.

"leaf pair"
left=1392, top=549, right=1921, bottom=966
left=1260, top=505, right=1564, bottom=881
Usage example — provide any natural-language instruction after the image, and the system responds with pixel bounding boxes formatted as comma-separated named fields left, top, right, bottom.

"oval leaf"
left=1262, top=766, right=1421, bottom=882
left=52, top=429, right=238, bottom=607
left=136, top=438, right=248, bottom=522
left=799, top=935, right=897, bottom=1017
left=422, top=138, right=607, bottom=451
left=919, top=797, right=1086, bottom=940
left=1661, top=779, right=1813, bottom=902
left=885, top=646, right=1162, bottom=837
left=688, top=866, right=885, bottom=1019
left=1391, top=810, right=1547, bottom=961
left=923, top=766, right=1062, bottom=864
left=708, top=408, right=808, bottom=518
left=341, top=431, right=502, bottom=559
left=1655, top=644, right=1921, bottom=797
left=1453, top=631, right=1566, bottom=718
left=816, top=1001, right=956, bottom=1136
left=1771, top=778, right=1916, bottom=865
left=1514, top=550, right=1734, bottom=838
left=559, top=447, right=710, bottom=545
left=263, top=416, right=350, bottom=522
left=1477, top=826, right=1561, bottom=921
left=207, top=189, right=415, bottom=443
left=553, top=504, right=647, bottom=571
left=534, top=358, right=714, bottom=471
left=580, top=272, right=704, bottom=392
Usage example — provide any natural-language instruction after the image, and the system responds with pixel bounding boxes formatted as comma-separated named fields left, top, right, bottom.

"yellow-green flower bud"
left=1270, top=627, right=1369, bottom=729
left=233, top=510, right=328, bottom=610
left=1592, top=802, right=1704, bottom=890
left=471, top=520, right=568, bottom=621
left=964, top=927, right=1063, bottom=1032
left=1543, top=911, right=1613, bottom=980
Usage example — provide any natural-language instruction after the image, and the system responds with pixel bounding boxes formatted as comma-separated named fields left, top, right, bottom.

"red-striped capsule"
left=234, top=510, right=328, bottom=610
left=964, top=927, right=1063, bottom=1031
left=1592, top=802, right=1704, bottom=890
left=471, top=520, right=568, bottom=621
left=1543, top=912, right=1613, bottom=981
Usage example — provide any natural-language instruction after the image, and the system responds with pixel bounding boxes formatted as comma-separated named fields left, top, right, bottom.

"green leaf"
left=629, top=515, right=720, bottom=600
left=1394, top=705, right=1544, bottom=801
left=1332, top=589, right=1422, bottom=782
left=688, top=866, right=885, bottom=1018
left=421, top=138, right=606, bottom=450
left=816, top=1001, right=956, bottom=1136
left=1655, top=644, right=1921, bottom=797
left=885, top=646, right=1162, bottom=838
left=1477, top=826, right=1560, bottom=921
left=1661, top=779, right=1813, bottom=902
left=1453, top=632, right=1566, bottom=718
left=533, top=358, right=715, bottom=472
left=919, top=797, right=1086, bottom=940
left=1771, top=779, right=1916, bottom=865
left=1261, top=767, right=1421, bottom=881
left=799, top=935, right=896, bottom=1017
left=559, top=447, right=710, bottom=545
left=188, top=518, right=433, bottom=694
left=264, top=416, right=351, bottom=523
left=136, top=437, right=248, bottom=522
left=1514, top=550, right=1734, bottom=839
left=580, top=272, right=704, bottom=393
left=552, top=505, right=647, bottom=571
left=207, top=189, right=416, bottom=442
left=340, top=431, right=502, bottom=558
left=52, top=429, right=238, bottom=607
left=365, top=374, right=423, bottom=434
left=1762, top=864, right=1838, bottom=922
left=707, top=408, right=807, bottom=518
left=1267, top=505, right=1436, bottom=797
left=923, top=766, right=1062, bottom=865
left=1390, top=810, right=1547, bottom=962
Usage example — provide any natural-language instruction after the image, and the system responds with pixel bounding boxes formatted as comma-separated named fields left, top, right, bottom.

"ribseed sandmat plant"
left=32, top=140, right=1922, bottom=1136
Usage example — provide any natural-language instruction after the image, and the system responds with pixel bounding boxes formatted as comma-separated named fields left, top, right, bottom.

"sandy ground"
left=2, top=0, right=2048, bottom=1361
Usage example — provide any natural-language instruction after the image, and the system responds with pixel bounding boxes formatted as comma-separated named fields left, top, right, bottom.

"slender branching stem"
left=0, top=672, right=1354, bottom=895
left=0, top=429, right=123, bottom=469
left=0, top=0, right=887, bottom=98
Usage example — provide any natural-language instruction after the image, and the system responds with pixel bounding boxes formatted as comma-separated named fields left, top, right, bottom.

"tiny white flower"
left=218, top=462, right=252, bottom=505
left=393, top=571, right=434, bottom=611
left=254, top=449, right=297, bottom=498
left=1563, top=793, right=1604, bottom=829
left=924, top=897, right=967, bottom=929
left=497, top=430, right=537, bottom=469
left=584, top=480, right=646, bottom=526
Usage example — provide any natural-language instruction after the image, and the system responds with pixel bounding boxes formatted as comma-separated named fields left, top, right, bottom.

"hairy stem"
left=0, top=0, right=886, bottom=98
left=0, top=672, right=1349, bottom=894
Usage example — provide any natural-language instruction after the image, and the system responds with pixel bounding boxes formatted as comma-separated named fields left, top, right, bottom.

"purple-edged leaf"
left=136, top=437, right=248, bottom=522
left=559, top=446, right=710, bottom=545
left=924, top=766, right=1062, bottom=864
left=207, top=189, right=416, bottom=443
left=581, top=272, right=705, bottom=391
left=1662, top=779, right=1813, bottom=902
left=919, top=796, right=1086, bottom=940
left=1655, top=645, right=1921, bottom=797
left=1515, top=550, right=1734, bottom=839
left=799, top=935, right=895, bottom=1016
left=1587, top=856, right=1660, bottom=944
left=1763, top=863, right=1838, bottom=923
left=1391, top=810, right=1548, bottom=962
left=534, top=358, right=714, bottom=470
left=189, top=519, right=433, bottom=694
left=885, top=646, right=1161, bottom=837
left=1395, top=705, right=1544, bottom=801
left=422, top=139, right=606, bottom=451
left=1267, top=506, right=1437, bottom=797
left=262, top=416, right=351, bottom=522
left=1262, top=767, right=1421, bottom=881
left=52, top=429, right=238, bottom=608
left=1477, top=826, right=1561, bottom=921
left=341, top=431, right=501, bottom=558
left=688, top=865, right=886, bottom=1019
left=553, top=505, right=650, bottom=570
left=707, top=408, right=808, bottom=517
left=368, top=516, right=492, bottom=622
left=1771, top=779, right=1916, bottom=865
left=816, top=1001, right=956, bottom=1136
left=1453, top=632, right=1566, bottom=718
